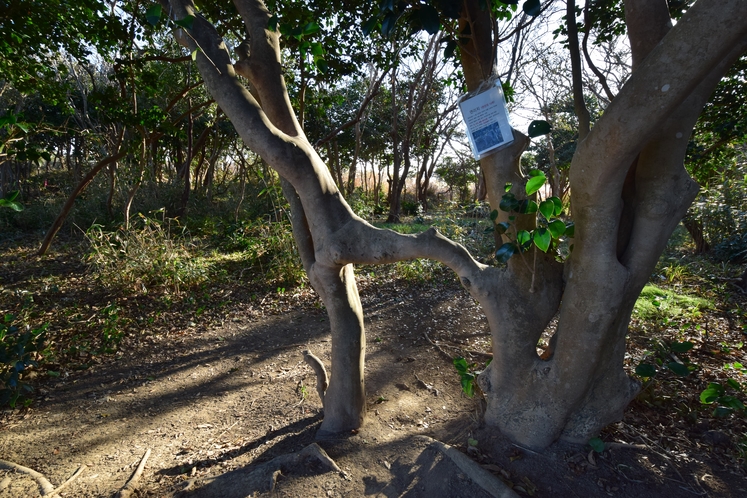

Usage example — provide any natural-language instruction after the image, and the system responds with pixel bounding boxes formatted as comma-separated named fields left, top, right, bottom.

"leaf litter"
left=0, top=235, right=745, bottom=496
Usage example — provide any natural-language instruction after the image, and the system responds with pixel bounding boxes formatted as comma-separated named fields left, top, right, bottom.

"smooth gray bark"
left=166, top=0, right=747, bottom=449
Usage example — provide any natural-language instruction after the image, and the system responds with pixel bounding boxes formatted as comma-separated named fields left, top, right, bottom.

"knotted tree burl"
left=164, top=0, right=747, bottom=449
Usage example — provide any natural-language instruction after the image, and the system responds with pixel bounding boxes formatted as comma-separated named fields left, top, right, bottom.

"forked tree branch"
left=572, top=0, right=747, bottom=207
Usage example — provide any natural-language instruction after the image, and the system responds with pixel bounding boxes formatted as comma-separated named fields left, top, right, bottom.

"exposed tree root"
left=115, top=448, right=151, bottom=498
left=421, top=329, right=493, bottom=360
left=422, top=330, right=454, bottom=360
left=175, top=442, right=345, bottom=497
left=302, top=349, right=329, bottom=409
left=422, top=437, right=518, bottom=498
left=0, top=459, right=86, bottom=497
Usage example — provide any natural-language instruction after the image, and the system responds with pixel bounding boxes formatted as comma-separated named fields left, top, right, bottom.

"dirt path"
left=1, top=277, right=746, bottom=497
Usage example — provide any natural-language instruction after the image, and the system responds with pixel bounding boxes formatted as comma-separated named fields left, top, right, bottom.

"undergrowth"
left=85, top=214, right=210, bottom=294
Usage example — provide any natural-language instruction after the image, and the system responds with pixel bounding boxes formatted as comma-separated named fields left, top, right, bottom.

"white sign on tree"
left=459, top=79, right=514, bottom=160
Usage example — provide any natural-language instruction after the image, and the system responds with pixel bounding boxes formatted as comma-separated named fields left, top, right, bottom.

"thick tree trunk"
left=459, top=0, right=747, bottom=449
left=168, top=0, right=747, bottom=449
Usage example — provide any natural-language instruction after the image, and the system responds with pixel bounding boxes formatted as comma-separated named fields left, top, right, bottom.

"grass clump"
left=85, top=214, right=210, bottom=294
left=633, top=284, right=714, bottom=322
left=222, top=218, right=305, bottom=287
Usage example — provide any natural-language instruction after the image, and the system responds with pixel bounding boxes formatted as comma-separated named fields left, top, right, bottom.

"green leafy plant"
left=99, top=304, right=125, bottom=353
left=0, top=314, right=49, bottom=408
left=0, top=190, right=23, bottom=211
left=491, top=172, right=574, bottom=264
left=453, top=356, right=487, bottom=398
left=225, top=218, right=305, bottom=287
left=588, top=437, right=606, bottom=453
left=700, top=380, right=746, bottom=417
left=635, top=340, right=698, bottom=379
left=86, top=215, right=210, bottom=294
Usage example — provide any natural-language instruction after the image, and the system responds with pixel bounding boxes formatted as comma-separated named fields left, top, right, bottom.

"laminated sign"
left=459, top=79, right=514, bottom=160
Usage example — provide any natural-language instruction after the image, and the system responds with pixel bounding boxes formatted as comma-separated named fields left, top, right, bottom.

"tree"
left=683, top=54, right=747, bottom=253
left=161, top=0, right=747, bottom=449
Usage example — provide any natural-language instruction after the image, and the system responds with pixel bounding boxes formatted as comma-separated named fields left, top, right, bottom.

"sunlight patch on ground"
left=633, top=284, right=714, bottom=322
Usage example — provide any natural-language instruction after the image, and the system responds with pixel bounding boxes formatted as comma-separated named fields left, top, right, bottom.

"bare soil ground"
left=1, top=235, right=746, bottom=497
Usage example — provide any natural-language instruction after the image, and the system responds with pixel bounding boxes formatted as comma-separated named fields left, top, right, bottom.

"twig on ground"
left=622, top=423, right=707, bottom=496
left=115, top=448, right=151, bottom=498
left=44, top=465, right=87, bottom=498
left=614, top=464, right=645, bottom=483
left=423, top=330, right=455, bottom=360
left=216, top=420, right=240, bottom=440
left=511, top=443, right=542, bottom=456
left=606, top=442, right=647, bottom=451
left=423, top=330, right=492, bottom=359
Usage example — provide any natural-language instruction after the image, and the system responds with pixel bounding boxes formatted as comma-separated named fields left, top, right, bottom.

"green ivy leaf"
left=311, top=42, right=324, bottom=56
left=145, top=4, right=162, bottom=26
left=525, top=171, right=546, bottom=196
left=588, top=437, right=605, bottom=453
left=635, top=363, right=657, bottom=378
left=302, top=21, right=320, bottom=35
left=533, top=228, right=551, bottom=252
left=547, top=219, right=566, bottom=238
left=418, top=5, right=440, bottom=34
left=495, top=222, right=510, bottom=234
left=299, top=40, right=311, bottom=57
left=453, top=356, right=469, bottom=373
left=550, top=196, right=563, bottom=216
left=525, top=200, right=538, bottom=214
left=504, top=182, right=513, bottom=192
left=565, top=222, right=575, bottom=237
left=496, top=243, right=517, bottom=263
left=499, top=193, right=518, bottom=212
left=669, top=341, right=694, bottom=353
left=720, top=395, right=745, bottom=411
left=517, top=230, right=531, bottom=246
left=0, top=199, right=24, bottom=212
left=268, top=14, right=279, bottom=32
left=315, top=58, right=328, bottom=73
left=700, top=383, right=724, bottom=404
left=713, top=406, right=734, bottom=417
left=727, top=378, right=742, bottom=391
left=461, top=375, right=475, bottom=397
left=527, top=119, right=551, bottom=137
left=666, top=361, right=691, bottom=377
left=523, top=0, right=542, bottom=17
left=174, top=15, right=195, bottom=30
left=539, top=199, right=554, bottom=220
left=489, top=209, right=499, bottom=221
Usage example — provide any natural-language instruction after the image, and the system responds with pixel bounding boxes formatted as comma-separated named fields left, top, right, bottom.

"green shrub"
left=85, top=214, right=209, bottom=294
left=0, top=314, right=48, bottom=408
left=224, top=217, right=305, bottom=287
left=713, top=232, right=747, bottom=263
